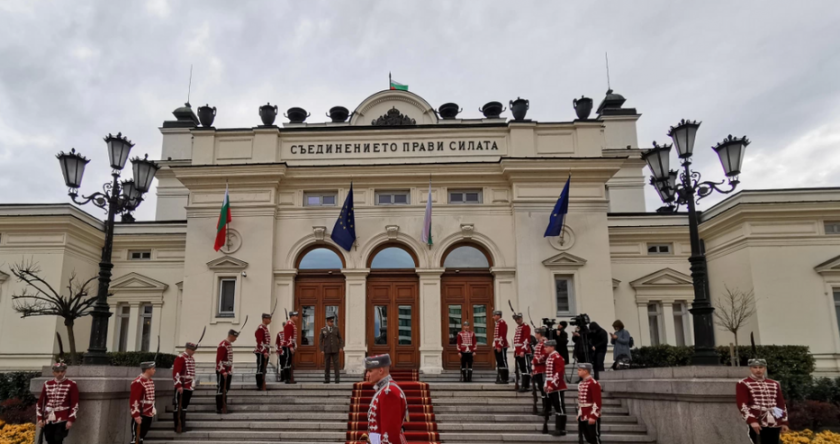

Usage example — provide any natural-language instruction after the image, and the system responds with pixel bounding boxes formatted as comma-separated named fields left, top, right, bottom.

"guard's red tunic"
left=736, top=375, right=789, bottom=427
left=36, top=378, right=79, bottom=424
left=493, top=319, right=509, bottom=350
left=129, top=375, right=156, bottom=418
left=577, top=377, right=602, bottom=421
left=513, top=323, right=532, bottom=355
left=532, top=341, right=547, bottom=375
left=254, top=324, right=271, bottom=354
left=366, top=376, right=408, bottom=444
left=275, top=330, right=286, bottom=355
left=283, top=320, right=297, bottom=351
left=544, top=351, right=568, bottom=393
left=216, top=339, right=233, bottom=375
left=456, top=331, right=477, bottom=353
left=172, top=352, right=196, bottom=391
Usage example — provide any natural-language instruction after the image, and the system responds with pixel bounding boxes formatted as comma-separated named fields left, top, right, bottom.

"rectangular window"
left=398, top=306, right=412, bottom=345
left=473, top=304, right=488, bottom=345
left=129, top=250, right=152, bottom=260
left=139, top=305, right=153, bottom=352
left=376, top=190, right=410, bottom=205
left=826, top=222, right=840, bottom=235
left=218, top=279, right=236, bottom=317
left=673, top=301, right=690, bottom=347
left=301, top=306, right=315, bottom=346
left=374, top=306, right=388, bottom=345
left=304, top=192, right=337, bottom=207
left=648, top=302, right=662, bottom=346
left=834, top=290, right=840, bottom=341
left=555, top=277, right=574, bottom=316
left=448, top=305, right=462, bottom=345
left=117, top=305, right=130, bottom=352
left=448, top=189, right=482, bottom=204
left=647, top=244, right=672, bottom=255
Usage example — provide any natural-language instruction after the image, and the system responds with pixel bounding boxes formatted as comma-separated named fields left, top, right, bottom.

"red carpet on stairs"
left=346, top=369, right=440, bottom=444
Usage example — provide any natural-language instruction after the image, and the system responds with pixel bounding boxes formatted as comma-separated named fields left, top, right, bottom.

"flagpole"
left=225, top=180, right=232, bottom=251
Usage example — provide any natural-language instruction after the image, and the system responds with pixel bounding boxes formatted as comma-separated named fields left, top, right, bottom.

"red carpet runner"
left=346, top=369, right=440, bottom=444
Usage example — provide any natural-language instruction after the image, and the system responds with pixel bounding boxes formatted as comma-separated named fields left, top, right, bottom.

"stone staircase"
left=144, top=370, right=656, bottom=444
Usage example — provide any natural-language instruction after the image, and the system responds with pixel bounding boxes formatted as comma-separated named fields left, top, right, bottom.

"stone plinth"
left=599, top=366, right=750, bottom=444
left=31, top=365, right=174, bottom=444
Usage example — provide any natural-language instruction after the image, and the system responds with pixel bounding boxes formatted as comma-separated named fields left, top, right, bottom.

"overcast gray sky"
left=1, top=1, right=839, bottom=221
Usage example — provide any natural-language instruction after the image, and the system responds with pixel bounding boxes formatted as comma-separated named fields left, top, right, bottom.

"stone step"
left=439, top=432, right=656, bottom=443
left=157, top=412, right=349, bottom=421
left=435, top=413, right=639, bottom=424
left=166, top=404, right=348, bottom=413
left=145, top=430, right=347, bottom=441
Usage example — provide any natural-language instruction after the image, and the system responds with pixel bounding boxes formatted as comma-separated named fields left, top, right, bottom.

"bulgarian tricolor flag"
left=213, top=185, right=232, bottom=252
left=389, top=73, right=408, bottom=91
left=421, top=181, right=432, bottom=247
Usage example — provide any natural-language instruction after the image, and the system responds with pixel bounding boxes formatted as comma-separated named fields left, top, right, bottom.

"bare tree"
left=9, top=259, right=99, bottom=362
left=713, top=286, right=757, bottom=366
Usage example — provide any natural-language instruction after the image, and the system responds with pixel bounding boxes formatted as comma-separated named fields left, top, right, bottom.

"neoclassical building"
left=1, top=89, right=839, bottom=374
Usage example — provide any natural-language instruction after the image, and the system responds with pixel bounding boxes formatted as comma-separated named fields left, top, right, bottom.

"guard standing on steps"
left=130, top=361, right=157, bottom=444
left=275, top=322, right=286, bottom=382
left=282, top=311, right=299, bottom=384
left=513, top=313, right=532, bottom=392
left=576, top=363, right=602, bottom=444
left=215, top=329, right=239, bottom=414
left=456, top=321, right=477, bottom=382
left=254, top=313, right=272, bottom=390
left=531, top=327, right=548, bottom=418
left=737, top=358, right=789, bottom=444
left=172, top=342, right=197, bottom=433
left=543, top=339, right=568, bottom=437
left=362, top=354, right=408, bottom=444
left=492, top=310, right=509, bottom=384
left=36, top=360, right=79, bottom=444
left=319, top=314, right=344, bottom=384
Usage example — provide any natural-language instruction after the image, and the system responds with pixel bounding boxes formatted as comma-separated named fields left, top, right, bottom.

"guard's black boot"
left=467, top=369, right=473, bottom=382
left=460, top=369, right=466, bottom=382
left=255, top=374, right=262, bottom=390
left=495, top=369, right=503, bottom=384
left=518, top=375, right=531, bottom=392
left=173, top=412, right=180, bottom=432
left=287, top=368, right=297, bottom=384
left=551, top=414, right=567, bottom=437
left=500, top=369, right=510, bottom=384
left=215, top=395, right=223, bottom=414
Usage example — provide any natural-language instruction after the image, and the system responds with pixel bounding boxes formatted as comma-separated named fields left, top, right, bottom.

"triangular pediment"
left=816, top=255, right=840, bottom=275
left=110, top=272, right=168, bottom=292
left=207, top=256, right=249, bottom=271
left=542, top=252, right=587, bottom=268
left=630, top=268, right=693, bottom=288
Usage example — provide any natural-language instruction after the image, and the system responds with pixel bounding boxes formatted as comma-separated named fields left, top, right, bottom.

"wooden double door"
left=441, top=273, right=495, bottom=370
left=294, top=275, right=346, bottom=370
left=366, top=274, right=420, bottom=369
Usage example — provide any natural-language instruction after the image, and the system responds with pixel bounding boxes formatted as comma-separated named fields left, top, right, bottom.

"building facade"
left=1, top=89, right=839, bottom=374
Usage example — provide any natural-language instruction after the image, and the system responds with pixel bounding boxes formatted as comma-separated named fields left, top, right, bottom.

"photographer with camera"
left=570, top=314, right=591, bottom=366
left=556, top=321, right=569, bottom=364
left=588, top=322, right=609, bottom=380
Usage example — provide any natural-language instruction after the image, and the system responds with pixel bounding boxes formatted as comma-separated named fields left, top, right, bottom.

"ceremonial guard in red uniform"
left=254, top=313, right=272, bottom=390
left=36, top=361, right=79, bottom=444
left=215, top=329, right=238, bottom=413
left=513, top=313, right=532, bottom=392
left=737, top=358, right=789, bottom=444
left=172, top=342, right=197, bottom=433
left=531, top=328, right=548, bottom=418
left=275, top=322, right=286, bottom=382
left=281, top=311, right=299, bottom=384
left=456, top=321, right=477, bottom=382
left=130, top=361, right=157, bottom=444
left=492, top=310, right=509, bottom=384
left=576, top=363, right=602, bottom=444
left=362, top=354, right=408, bottom=444
left=542, top=339, right=568, bottom=436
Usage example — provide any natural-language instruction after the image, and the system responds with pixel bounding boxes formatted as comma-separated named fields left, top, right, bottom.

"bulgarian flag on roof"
left=389, top=73, right=408, bottom=91
left=213, top=185, right=231, bottom=252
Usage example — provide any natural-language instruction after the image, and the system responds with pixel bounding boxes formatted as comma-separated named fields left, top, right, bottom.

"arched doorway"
left=294, top=245, right=346, bottom=370
left=366, top=244, right=420, bottom=369
left=440, top=243, right=495, bottom=370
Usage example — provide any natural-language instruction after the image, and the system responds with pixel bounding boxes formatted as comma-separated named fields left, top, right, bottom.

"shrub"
left=808, top=378, right=840, bottom=405
left=719, top=346, right=816, bottom=376
left=0, top=373, right=39, bottom=405
left=788, top=401, right=840, bottom=432
left=0, top=399, right=36, bottom=425
left=628, top=345, right=693, bottom=368
left=55, top=352, right=177, bottom=369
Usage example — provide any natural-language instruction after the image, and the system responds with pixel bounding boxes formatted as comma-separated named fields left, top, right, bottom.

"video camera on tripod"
left=541, top=318, right=558, bottom=341
left=569, top=313, right=591, bottom=364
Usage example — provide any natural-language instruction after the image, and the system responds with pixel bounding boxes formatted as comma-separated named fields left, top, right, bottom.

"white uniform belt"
left=221, top=361, right=232, bottom=366
left=579, top=402, right=594, bottom=407
left=140, top=400, right=155, bottom=404
left=46, top=406, right=69, bottom=412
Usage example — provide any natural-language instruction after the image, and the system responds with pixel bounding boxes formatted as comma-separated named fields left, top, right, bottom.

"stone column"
left=343, top=269, right=369, bottom=374
left=126, top=304, right=140, bottom=352
left=105, top=307, right=117, bottom=351
left=273, top=270, right=297, bottom=340
left=636, top=303, right=651, bottom=346
left=662, top=303, right=676, bottom=346
left=416, top=268, right=445, bottom=375
left=150, top=303, right=163, bottom=348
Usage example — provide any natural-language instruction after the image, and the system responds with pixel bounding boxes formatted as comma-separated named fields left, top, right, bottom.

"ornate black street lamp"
left=56, top=133, right=160, bottom=365
left=642, top=120, right=749, bottom=365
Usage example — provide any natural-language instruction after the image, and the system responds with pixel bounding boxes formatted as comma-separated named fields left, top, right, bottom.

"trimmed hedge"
left=56, top=352, right=177, bottom=369
left=628, top=345, right=815, bottom=375
left=0, top=373, right=38, bottom=404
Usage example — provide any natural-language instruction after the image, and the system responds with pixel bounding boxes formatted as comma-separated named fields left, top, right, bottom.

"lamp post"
left=642, top=120, right=749, bottom=365
left=56, top=133, right=160, bottom=365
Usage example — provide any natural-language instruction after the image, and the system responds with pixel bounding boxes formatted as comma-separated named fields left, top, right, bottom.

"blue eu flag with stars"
left=544, top=176, right=570, bottom=237
left=331, top=184, right=356, bottom=251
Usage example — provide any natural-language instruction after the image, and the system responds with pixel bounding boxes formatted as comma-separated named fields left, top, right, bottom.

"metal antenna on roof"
left=605, top=52, right=611, bottom=91
left=187, top=64, right=193, bottom=106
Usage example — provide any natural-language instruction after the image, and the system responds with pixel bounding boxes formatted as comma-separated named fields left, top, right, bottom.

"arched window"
left=443, top=245, right=491, bottom=268
left=298, top=247, right=343, bottom=270
left=370, top=246, right=417, bottom=269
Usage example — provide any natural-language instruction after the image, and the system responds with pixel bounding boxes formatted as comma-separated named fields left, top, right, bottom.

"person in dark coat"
left=555, top=321, right=570, bottom=364
left=319, top=315, right=344, bottom=384
left=571, top=326, right=588, bottom=364
left=587, top=322, right=609, bottom=380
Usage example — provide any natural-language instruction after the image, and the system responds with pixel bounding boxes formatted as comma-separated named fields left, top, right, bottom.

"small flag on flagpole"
left=214, top=185, right=232, bottom=251
left=389, top=72, right=408, bottom=91
left=331, top=184, right=357, bottom=251
left=544, top=176, right=570, bottom=237
left=421, top=180, right=433, bottom=247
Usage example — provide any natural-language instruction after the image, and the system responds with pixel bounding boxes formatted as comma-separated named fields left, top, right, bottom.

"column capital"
left=490, top=267, right=516, bottom=278
left=273, top=269, right=298, bottom=280
left=342, top=268, right=370, bottom=280
left=415, top=268, right=445, bottom=278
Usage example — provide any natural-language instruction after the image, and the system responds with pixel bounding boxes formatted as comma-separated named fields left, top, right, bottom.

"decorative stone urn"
left=327, top=106, right=349, bottom=123
left=510, top=97, right=529, bottom=121
left=259, top=103, right=278, bottom=126
left=479, top=101, right=505, bottom=119
left=197, top=104, right=216, bottom=127
left=573, top=96, right=593, bottom=120
left=285, top=107, right=311, bottom=124
left=437, top=102, right=462, bottom=120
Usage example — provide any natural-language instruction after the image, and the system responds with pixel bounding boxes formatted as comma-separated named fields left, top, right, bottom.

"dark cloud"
left=1, top=0, right=839, bottom=219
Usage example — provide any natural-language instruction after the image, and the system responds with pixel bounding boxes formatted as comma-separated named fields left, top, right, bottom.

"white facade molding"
left=542, top=252, right=587, bottom=269
left=206, top=256, right=249, bottom=271
left=630, top=268, right=694, bottom=305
